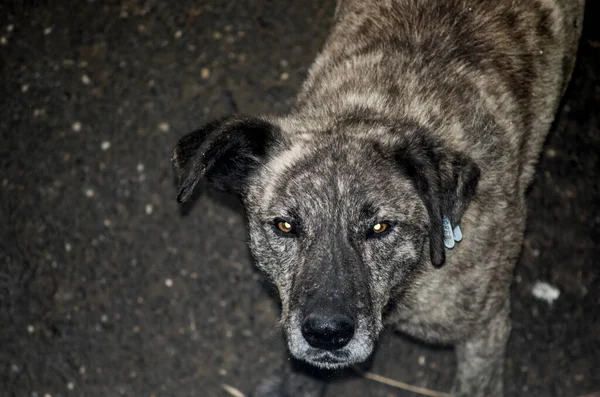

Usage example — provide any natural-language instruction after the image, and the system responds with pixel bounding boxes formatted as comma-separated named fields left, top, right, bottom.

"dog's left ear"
left=171, top=115, right=278, bottom=202
left=396, top=137, right=480, bottom=267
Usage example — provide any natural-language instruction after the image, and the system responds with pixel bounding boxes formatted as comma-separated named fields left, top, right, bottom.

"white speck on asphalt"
left=145, top=204, right=153, bottom=215
left=79, top=366, right=86, bottom=375
left=27, top=325, right=35, bottom=334
left=21, top=84, right=29, bottom=93
left=67, top=382, right=74, bottom=391
left=280, top=72, right=289, bottom=81
left=65, top=242, right=72, bottom=252
left=44, top=27, right=53, bottom=35
left=201, top=67, right=210, bottom=79
left=418, top=355, right=426, bottom=366
left=100, top=314, right=108, bottom=323
left=0, top=36, right=7, bottom=46
left=165, top=278, right=173, bottom=287
left=72, top=121, right=82, bottom=132
left=103, top=219, right=112, bottom=227
left=7, top=25, right=14, bottom=32
left=100, top=141, right=111, bottom=151
left=174, top=30, right=182, bottom=39
left=81, top=74, right=91, bottom=85
left=85, top=188, right=95, bottom=197
left=532, top=281, right=560, bottom=305
left=137, top=163, right=144, bottom=172
left=158, top=122, right=170, bottom=132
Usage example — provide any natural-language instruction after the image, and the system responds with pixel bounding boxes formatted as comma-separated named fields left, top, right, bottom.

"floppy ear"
left=396, top=137, right=480, bottom=267
left=171, top=115, right=278, bottom=202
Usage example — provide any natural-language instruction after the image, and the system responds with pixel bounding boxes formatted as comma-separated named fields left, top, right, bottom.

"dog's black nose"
left=301, top=313, right=355, bottom=350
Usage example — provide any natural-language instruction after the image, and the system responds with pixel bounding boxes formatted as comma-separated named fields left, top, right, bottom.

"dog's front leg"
left=453, top=306, right=511, bottom=397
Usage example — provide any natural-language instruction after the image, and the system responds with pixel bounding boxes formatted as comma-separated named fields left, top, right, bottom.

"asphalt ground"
left=1, top=1, right=599, bottom=396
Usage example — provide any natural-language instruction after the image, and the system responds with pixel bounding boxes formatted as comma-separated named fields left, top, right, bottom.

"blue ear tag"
left=442, top=216, right=455, bottom=249
left=442, top=216, right=463, bottom=249
left=453, top=225, right=463, bottom=242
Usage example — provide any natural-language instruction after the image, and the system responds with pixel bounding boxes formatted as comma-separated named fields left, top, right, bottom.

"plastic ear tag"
left=442, top=216, right=463, bottom=249
left=442, top=216, right=455, bottom=249
left=453, top=225, right=463, bottom=242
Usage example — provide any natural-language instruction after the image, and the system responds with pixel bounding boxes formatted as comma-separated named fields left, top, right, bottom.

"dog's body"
left=173, top=0, right=585, bottom=395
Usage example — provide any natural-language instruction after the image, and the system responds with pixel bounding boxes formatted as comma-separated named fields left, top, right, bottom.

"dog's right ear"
left=395, top=135, right=480, bottom=268
left=171, top=115, right=278, bottom=202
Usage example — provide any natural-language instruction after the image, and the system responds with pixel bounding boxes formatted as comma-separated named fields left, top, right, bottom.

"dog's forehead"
left=252, top=135, right=419, bottom=219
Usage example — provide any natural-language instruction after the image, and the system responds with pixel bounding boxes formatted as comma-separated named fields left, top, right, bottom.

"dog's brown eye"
left=372, top=223, right=389, bottom=233
left=277, top=221, right=293, bottom=233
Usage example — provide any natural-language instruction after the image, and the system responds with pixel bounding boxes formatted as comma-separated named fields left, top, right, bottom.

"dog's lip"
left=306, top=349, right=350, bottom=365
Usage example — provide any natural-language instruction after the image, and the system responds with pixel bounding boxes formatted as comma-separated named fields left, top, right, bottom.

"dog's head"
left=172, top=114, right=479, bottom=369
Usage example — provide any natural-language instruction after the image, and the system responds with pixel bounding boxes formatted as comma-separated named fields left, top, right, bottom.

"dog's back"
left=296, top=0, right=584, bottom=192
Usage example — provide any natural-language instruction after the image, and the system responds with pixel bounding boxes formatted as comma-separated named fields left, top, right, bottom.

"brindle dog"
left=172, top=0, right=585, bottom=395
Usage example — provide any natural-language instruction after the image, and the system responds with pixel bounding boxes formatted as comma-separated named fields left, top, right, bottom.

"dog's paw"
left=251, top=373, right=326, bottom=397
left=252, top=375, right=285, bottom=397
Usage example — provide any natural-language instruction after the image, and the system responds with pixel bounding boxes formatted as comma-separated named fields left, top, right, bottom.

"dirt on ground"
left=1, top=1, right=599, bottom=397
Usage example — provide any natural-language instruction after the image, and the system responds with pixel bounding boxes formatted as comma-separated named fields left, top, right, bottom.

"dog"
left=172, top=0, right=585, bottom=395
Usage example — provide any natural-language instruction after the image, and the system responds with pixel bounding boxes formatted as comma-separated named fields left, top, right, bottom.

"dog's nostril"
left=301, top=313, right=355, bottom=350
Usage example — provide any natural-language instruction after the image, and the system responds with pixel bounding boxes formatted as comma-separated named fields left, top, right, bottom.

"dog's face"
left=172, top=115, right=479, bottom=369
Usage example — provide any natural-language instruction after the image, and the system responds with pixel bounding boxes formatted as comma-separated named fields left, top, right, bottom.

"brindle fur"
left=172, top=1, right=585, bottom=396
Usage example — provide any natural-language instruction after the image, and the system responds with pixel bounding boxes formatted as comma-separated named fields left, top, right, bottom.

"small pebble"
left=158, top=122, right=170, bottom=132
left=174, top=30, right=182, bottom=39
left=100, top=141, right=111, bottom=151
left=44, top=27, right=53, bottom=35
left=81, top=74, right=91, bottom=85
left=418, top=355, right=426, bottom=366
left=65, top=242, right=72, bottom=252
left=213, top=31, right=222, bottom=40
left=27, top=325, right=35, bottom=334
left=100, top=314, right=108, bottom=323
left=165, top=278, right=173, bottom=287
left=532, top=281, right=560, bottom=305
left=79, top=366, right=86, bottom=375
left=21, top=84, right=29, bottom=93
left=67, top=382, right=74, bottom=391
left=137, top=163, right=144, bottom=172
left=7, top=24, right=14, bottom=32
left=85, top=188, right=95, bottom=197
left=201, top=68, right=210, bottom=79
left=72, top=122, right=82, bottom=132
left=44, top=394, right=52, bottom=397
left=280, top=72, right=289, bottom=81
left=103, top=219, right=112, bottom=227
left=132, top=325, right=140, bottom=333
left=145, top=204, right=153, bottom=215
left=0, top=36, right=7, bottom=46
